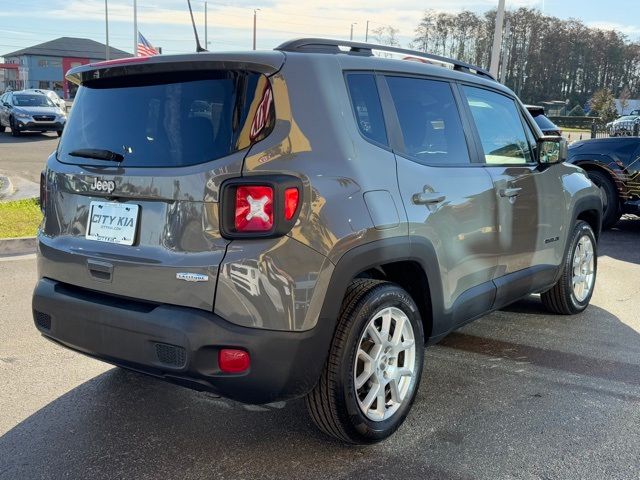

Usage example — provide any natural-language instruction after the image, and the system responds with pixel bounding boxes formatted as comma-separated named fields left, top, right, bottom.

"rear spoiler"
left=66, top=51, right=286, bottom=85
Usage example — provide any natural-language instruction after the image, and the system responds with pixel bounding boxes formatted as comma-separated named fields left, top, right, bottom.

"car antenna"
left=187, top=0, right=207, bottom=52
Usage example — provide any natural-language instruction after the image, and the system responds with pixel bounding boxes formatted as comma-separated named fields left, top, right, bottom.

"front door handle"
left=413, top=191, right=446, bottom=205
left=499, top=187, right=522, bottom=198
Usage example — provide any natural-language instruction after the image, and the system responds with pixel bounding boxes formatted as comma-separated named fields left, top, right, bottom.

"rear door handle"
left=413, top=192, right=446, bottom=205
left=499, top=187, right=522, bottom=198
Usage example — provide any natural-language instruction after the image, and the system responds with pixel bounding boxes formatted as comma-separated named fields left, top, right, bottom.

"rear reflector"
left=235, top=185, right=274, bottom=232
left=218, top=349, right=250, bottom=373
left=284, top=187, right=299, bottom=221
left=39, top=171, right=47, bottom=213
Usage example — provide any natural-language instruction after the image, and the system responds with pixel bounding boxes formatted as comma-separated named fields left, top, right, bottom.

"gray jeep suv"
left=33, top=39, right=602, bottom=444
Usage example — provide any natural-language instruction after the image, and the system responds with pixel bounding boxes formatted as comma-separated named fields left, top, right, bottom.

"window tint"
left=463, top=86, right=533, bottom=165
left=58, top=70, right=269, bottom=168
left=346, top=73, right=388, bottom=146
left=386, top=76, right=470, bottom=165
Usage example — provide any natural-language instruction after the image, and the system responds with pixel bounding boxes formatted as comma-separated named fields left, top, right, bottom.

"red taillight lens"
left=284, top=187, right=299, bottom=221
left=235, top=185, right=274, bottom=232
left=218, top=349, right=250, bottom=373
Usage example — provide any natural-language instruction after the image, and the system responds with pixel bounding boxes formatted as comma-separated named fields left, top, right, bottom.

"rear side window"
left=463, top=86, right=533, bottom=165
left=385, top=76, right=470, bottom=165
left=58, top=70, right=273, bottom=168
left=346, top=73, right=388, bottom=146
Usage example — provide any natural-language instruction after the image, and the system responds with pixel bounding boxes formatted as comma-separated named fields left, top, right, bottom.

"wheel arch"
left=571, top=195, right=603, bottom=241
left=318, top=236, right=444, bottom=344
left=573, top=158, right=626, bottom=199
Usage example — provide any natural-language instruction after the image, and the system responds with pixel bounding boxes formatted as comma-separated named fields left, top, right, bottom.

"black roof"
left=3, top=37, right=130, bottom=60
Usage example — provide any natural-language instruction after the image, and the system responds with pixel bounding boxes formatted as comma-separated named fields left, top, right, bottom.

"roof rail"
left=275, top=38, right=496, bottom=81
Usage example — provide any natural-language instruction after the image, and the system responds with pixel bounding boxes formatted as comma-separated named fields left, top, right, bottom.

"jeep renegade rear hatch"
left=39, top=54, right=282, bottom=311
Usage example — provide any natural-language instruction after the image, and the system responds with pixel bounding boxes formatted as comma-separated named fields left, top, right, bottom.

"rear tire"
left=0, top=124, right=5, bottom=133
left=306, top=279, right=424, bottom=444
left=542, top=220, right=597, bottom=315
left=588, top=170, right=621, bottom=229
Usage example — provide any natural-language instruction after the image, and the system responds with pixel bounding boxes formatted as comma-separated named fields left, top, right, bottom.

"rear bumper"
left=32, top=278, right=332, bottom=404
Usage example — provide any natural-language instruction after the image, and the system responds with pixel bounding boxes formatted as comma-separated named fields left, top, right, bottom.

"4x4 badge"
left=90, top=178, right=116, bottom=194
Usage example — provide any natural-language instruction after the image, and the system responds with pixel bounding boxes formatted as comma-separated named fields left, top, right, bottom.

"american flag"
left=137, top=32, right=158, bottom=57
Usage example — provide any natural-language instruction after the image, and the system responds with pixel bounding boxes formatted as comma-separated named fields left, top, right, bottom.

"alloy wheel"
left=353, top=306, right=416, bottom=422
left=572, top=235, right=595, bottom=302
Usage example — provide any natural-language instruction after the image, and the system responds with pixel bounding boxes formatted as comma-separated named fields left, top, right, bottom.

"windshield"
left=58, top=70, right=272, bottom=168
left=14, top=94, right=55, bottom=107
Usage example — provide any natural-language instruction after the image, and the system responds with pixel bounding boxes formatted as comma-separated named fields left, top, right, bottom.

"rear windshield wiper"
left=67, top=149, right=124, bottom=162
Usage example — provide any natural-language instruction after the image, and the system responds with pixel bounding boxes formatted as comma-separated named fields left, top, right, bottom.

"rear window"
left=58, top=70, right=273, bottom=168
left=531, top=114, right=558, bottom=131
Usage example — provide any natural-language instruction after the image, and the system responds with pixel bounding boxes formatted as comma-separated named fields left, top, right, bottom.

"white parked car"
left=23, top=89, right=67, bottom=112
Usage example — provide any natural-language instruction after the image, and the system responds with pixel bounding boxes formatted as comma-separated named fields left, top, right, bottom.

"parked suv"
left=0, top=90, right=66, bottom=136
left=33, top=39, right=602, bottom=444
left=569, top=136, right=640, bottom=228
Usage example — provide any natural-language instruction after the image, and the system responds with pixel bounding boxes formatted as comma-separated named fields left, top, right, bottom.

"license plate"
left=86, top=201, right=139, bottom=246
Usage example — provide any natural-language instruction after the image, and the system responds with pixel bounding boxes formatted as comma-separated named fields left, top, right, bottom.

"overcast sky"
left=2, top=0, right=640, bottom=57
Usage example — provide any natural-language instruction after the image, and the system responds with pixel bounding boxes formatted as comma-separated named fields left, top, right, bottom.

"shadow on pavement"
left=1, top=300, right=638, bottom=479
left=0, top=132, right=58, bottom=144
left=599, top=216, right=640, bottom=265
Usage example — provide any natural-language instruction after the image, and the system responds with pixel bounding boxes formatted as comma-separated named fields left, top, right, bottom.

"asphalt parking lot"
left=1, top=135, right=639, bottom=480
left=0, top=131, right=58, bottom=184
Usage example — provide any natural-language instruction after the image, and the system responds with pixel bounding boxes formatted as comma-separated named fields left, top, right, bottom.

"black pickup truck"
left=569, top=137, right=640, bottom=228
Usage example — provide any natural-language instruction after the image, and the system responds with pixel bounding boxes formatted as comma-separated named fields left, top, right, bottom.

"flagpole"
left=105, top=0, right=110, bottom=60
left=133, top=0, right=138, bottom=56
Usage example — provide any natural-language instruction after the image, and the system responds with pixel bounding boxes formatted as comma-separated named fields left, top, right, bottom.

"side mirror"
left=537, top=136, right=567, bottom=164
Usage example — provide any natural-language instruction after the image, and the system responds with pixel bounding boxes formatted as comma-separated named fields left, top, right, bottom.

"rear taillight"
left=220, top=176, right=302, bottom=239
left=284, top=188, right=299, bottom=221
left=39, top=170, right=47, bottom=213
left=235, top=185, right=274, bottom=232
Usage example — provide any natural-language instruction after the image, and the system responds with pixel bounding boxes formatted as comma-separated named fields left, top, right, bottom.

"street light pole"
left=204, top=1, right=208, bottom=49
left=253, top=9, right=260, bottom=50
left=489, top=0, right=505, bottom=78
left=133, top=0, right=138, bottom=56
left=105, top=0, right=110, bottom=60
left=365, top=20, right=369, bottom=42
left=350, top=22, right=357, bottom=41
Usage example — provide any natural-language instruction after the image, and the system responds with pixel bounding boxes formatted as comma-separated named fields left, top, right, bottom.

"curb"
left=0, top=176, right=14, bottom=200
left=0, top=236, right=37, bottom=256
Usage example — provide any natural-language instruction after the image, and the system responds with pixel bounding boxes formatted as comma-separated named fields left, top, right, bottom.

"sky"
left=1, top=0, right=640, bottom=58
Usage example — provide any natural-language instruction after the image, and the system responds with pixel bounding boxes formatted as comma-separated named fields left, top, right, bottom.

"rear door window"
left=385, top=76, right=470, bottom=165
left=345, top=73, right=388, bottom=146
left=58, top=70, right=271, bottom=168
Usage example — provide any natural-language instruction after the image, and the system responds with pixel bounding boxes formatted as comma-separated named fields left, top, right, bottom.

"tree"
left=619, top=85, right=631, bottom=114
left=590, top=88, right=618, bottom=122
left=409, top=8, right=640, bottom=106
left=371, top=25, right=400, bottom=48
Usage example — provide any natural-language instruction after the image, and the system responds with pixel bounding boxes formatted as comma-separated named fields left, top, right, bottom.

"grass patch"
left=0, top=198, right=42, bottom=239
left=562, top=128, right=592, bottom=135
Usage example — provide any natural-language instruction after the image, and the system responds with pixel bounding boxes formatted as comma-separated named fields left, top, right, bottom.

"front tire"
left=306, top=279, right=424, bottom=444
left=542, top=220, right=597, bottom=315
left=9, top=117, right=20, bottom=137
left=56, top=130, right=63, bottom=137
left=588, top=170, right=621, bottom=229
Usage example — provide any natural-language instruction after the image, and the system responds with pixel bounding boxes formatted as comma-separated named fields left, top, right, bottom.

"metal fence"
left=551, top=116, right=640, bottom=140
